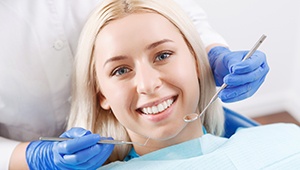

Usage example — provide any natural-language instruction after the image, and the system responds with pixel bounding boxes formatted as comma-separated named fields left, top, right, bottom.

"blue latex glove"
left=26, top=127, right=114, bottom=170
left=208, top=46, right=269, bottom=103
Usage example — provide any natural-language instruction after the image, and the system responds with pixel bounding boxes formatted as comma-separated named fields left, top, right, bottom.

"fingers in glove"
left=63, top=142, right=113, bottom=164
left=56, top=134, right=101, bottom=154
left=224, top=63, right=269, bottom=86
left=75, top=143, right=114, bottom=169
left=230, top=51, right=267, bottom=74
left=219, top=77, right=265, bottom=103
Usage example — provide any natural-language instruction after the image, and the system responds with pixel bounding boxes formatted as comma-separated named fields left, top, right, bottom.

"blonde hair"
left=68, top=0, right=224, bottom=163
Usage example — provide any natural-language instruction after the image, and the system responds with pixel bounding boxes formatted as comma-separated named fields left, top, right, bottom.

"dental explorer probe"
left=39, top=136, right=150, bottom=146
left=183, top=34, right=267, bottom=123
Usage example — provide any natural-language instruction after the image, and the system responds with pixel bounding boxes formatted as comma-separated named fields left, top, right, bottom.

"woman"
left=22, top=0, right=269, bottom=169
left=69, top=0, right=224, bottom=164
left=68, top=0, right=300, bottom=169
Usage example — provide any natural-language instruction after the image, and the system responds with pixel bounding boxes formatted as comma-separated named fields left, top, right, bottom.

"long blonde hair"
left=68, top=0, right=224, bottom=163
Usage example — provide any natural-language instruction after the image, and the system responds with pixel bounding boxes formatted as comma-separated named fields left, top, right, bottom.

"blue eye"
left=155, top=52, right=171, bottom=61
left=112, top=67, right=131, bottom=76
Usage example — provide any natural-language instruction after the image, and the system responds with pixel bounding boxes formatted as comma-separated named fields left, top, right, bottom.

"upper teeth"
left=141, top=99, right=174, bottom=115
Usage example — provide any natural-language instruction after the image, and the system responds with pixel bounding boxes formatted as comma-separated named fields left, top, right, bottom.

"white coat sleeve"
left=0, top=137, right=20, bottom=170
left=173, top=0, right=228, bottom=47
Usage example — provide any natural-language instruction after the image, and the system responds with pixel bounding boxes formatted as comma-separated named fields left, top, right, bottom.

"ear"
left=99, top=93, right=111, bottom=110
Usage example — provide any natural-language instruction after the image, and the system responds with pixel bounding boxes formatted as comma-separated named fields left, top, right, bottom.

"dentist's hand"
left=208, top=46, right=269, bottom=103
left=26, top=127, right=114, bottom=170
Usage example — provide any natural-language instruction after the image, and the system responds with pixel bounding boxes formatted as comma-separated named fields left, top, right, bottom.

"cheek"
left=105, top=86, right=131, bottom=110
left=173, top=56, right=200, bottom=109
left=103, top=83, right=136, bottom=119
left=96, top=69, right=141, bottom=129
left=172, top=56, right=199, bottom=87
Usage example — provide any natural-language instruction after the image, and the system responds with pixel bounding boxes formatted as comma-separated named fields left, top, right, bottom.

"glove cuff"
left=26, top=141, right=57, bottom=170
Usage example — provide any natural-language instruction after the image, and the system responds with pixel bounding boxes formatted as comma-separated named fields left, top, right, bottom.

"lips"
left=139, top=98, right=175, bottom=115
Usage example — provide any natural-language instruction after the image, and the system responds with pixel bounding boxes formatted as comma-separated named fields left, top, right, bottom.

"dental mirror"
left=183, top=113, right=199, bottom=123
left=183, top=34, right=267, bottom=123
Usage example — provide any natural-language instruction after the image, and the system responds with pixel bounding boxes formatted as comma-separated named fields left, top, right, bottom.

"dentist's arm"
left=0, top=137, right=25, bottom=170
left=9, top=141, right=29, bottom=170
left=9, top=128, right=114, bottom=170
left=174, top=0, right=269, bottom=102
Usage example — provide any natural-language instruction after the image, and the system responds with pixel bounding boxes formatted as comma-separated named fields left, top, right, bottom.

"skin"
left=9, top=142, right=29, bottom=170
left=94, top=12, right=204, bottom=156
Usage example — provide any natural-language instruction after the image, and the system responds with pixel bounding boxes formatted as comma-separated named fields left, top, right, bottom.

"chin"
left=148, top=123, right=188, bottom=141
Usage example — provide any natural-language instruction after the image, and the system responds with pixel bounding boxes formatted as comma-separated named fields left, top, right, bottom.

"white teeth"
left=152, top=106, right=158, bottom=113
left=141, top=98, right=174, bottom=115
left=163, top=101, right=168, bottom=108
left=158, top=104, right=164, bottom=112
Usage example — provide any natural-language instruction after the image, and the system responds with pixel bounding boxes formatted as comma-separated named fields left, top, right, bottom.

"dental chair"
left=223, top=107, right=260, bottom=138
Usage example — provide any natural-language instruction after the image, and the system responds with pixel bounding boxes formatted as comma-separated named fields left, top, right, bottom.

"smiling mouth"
left=138, top=97, right=176, bottom=115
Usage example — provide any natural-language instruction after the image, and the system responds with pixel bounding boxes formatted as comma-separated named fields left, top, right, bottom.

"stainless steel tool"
left=183, top=34, right=267, bottom=123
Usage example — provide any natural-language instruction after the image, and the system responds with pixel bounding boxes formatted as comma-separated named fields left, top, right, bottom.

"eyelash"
left=111, top=66, right=131, bottom=76
left=111, top=51, right=173, bottom=77
left=154, top=51, right=172, bottom=62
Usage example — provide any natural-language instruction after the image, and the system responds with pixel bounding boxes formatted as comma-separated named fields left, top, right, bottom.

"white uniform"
left=0, top=0, right=226, bottom=169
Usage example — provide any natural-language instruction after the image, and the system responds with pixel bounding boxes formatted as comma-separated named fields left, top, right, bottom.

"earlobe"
left=99, top=94, right=111, bottom=110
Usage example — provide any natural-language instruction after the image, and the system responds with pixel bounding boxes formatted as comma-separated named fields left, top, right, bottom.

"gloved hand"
left=208, top=46, right=269, bottom=103
left=26, top=127, right=114, bottom=170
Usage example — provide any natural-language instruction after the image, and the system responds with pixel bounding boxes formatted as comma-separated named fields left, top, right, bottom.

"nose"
left=136, top=64, right=162, bottom=95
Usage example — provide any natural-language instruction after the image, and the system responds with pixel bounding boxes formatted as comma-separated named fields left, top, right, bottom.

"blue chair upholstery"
left=223, top=107, right=260, bottom=138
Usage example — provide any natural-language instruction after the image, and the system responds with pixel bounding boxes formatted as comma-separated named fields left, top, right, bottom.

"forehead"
left=94, top=12, right=183, bottom=54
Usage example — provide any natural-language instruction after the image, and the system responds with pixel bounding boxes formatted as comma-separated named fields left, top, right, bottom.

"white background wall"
left=197, top=0, right=300, bottom=121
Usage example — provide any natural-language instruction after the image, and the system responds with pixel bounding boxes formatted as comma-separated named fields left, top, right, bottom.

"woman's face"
left=94, top=12, right=202, bottom=148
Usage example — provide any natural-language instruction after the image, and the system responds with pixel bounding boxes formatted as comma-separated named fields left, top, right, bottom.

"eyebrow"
left=103, top=55, right=128, bottom=68
left=103, top=39, right=174, bottom=67
left=145, top=39, right=173, bottom=50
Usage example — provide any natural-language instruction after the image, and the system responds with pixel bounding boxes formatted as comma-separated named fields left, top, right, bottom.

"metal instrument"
left=183, top=34, right=267, bottom=123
